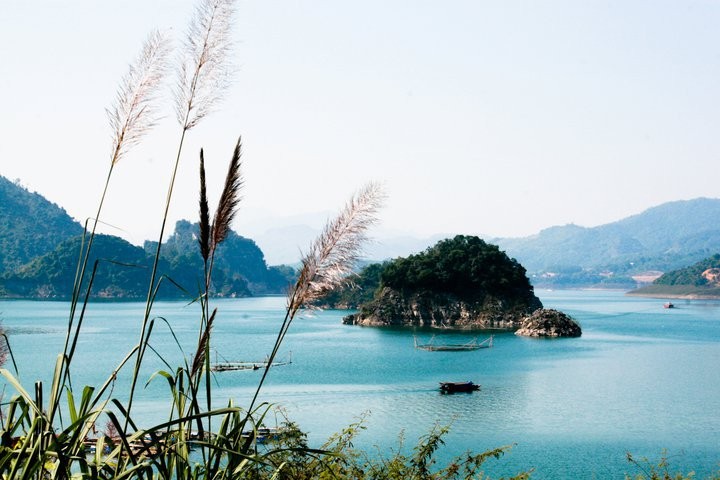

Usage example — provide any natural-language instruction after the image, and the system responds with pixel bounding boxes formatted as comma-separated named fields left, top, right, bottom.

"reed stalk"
left=195, top=138, right=243, bottom=426
left=247, top=182, right=385, bottom=414
left=60, top=30, right=168, bottom=380
left=122, top=0, right=236, bottom=448
left=0, top=1, right=456, bottom=477
left=23, top=33, right=171, bottom=476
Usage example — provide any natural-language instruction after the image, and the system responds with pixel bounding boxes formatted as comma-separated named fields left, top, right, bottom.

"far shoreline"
left=625, top=291, right=720, bottom=300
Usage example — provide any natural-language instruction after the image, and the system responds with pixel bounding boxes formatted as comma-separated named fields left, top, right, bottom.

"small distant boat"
left=439, top=381, right=480, bottom=393
left=414, top=335, right=493, bottom=351
left=663, top=302, right=674, bottom=309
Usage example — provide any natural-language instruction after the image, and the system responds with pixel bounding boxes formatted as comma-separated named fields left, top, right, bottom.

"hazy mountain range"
left=493, top=198, right=720, bottom=285
left=248, top=198, right=720, bottom=287
left=2, top=173, right=720, bottom=295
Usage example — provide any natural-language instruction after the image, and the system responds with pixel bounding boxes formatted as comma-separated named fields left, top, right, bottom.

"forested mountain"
left=629, top=254, right=720, bottom=298
left=0, top=221, right=294, bottom=299
left=652, top=253, right=720, bottom=286
left=0, top=176, right=83, bottom=274
left=494, top=198, right=720, bottom=286
left=146, top=220, right=294, bottom=296
left=0, top=222, right=294, bottom=299
left=0, top=175, right=293, bottom=299
left=2, top=234, right=155, bottom=298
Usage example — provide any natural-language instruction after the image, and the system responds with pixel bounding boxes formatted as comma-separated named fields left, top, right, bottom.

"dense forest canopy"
left=1, top=221, right=294, bottom=299
left=0, top=175, right=83, bottom=274
left=342, top=235, right=542, bottom=329
left=0, top=175, right=295, bottom=299
left=381, top=235, right=534, bottom=298
left=653, top=253, right=720, bottom=286
left=322, top=235, right=537, bottom=309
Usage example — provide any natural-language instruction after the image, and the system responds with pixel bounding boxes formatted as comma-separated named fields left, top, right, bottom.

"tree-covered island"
left=333, top=235, right=546, bottom=329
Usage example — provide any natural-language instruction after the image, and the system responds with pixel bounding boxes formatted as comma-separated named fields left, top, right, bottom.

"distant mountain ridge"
left=494, top=198, right=720, bottom=285
left=3, top=172, right=720, bottom=294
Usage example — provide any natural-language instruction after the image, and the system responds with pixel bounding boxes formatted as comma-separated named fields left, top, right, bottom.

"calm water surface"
left=1, top=290, right=719, bottom=479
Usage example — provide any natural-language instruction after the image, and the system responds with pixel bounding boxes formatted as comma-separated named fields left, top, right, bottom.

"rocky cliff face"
left=343, top=287, right=542, bottom=329
left=515, top=308, right=582, bottom=337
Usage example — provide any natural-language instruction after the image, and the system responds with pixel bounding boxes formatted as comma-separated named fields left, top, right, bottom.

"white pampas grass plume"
left=289, top=182, right=386, bottom=316
left=107, top=30, right=170, bottom=165
left=248, top=182, right=385, bottom=412
left=175, top=0, right=235, bottom=130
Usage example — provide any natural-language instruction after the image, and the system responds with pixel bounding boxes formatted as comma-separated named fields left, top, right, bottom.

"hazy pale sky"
left=2, top=1, right=719, bottom=246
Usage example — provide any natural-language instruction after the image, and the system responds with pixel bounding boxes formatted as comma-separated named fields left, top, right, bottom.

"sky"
left=2, top=1, right=720, bottom=249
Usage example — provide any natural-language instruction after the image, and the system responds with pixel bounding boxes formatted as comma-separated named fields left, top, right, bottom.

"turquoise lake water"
left=1, top=290, right=719, bottom=479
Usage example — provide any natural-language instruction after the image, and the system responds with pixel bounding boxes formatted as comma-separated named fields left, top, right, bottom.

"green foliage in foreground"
left=247, top=415, right=531, bottom=480
left=625, top=452, right=720, bottom=480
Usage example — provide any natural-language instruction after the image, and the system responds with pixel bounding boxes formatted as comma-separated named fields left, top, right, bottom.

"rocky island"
left=341, top=235, right=544, bottom=329
left=515, top=308, right=582, bottom=337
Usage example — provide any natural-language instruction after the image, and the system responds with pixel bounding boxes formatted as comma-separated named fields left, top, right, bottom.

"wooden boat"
left=439, top=381, right=480, bottom=393
left=414, top=335, right=493, bottom=351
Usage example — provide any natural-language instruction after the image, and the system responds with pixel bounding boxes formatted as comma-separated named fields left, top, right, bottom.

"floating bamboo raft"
left=211, top=352, right=292, bottom=372
left=414, top=335, right=493, bottom=351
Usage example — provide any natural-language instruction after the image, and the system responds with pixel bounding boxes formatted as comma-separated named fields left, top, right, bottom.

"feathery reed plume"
left=108, top=30, right=170, bottom=165
left=195, top=138, right=243, bottom=427
left=175, top=0, right=235, bottom=131
left=289, top=182, right=386, bottom=316
left=199, top=149, right=211, bottom=262
left=59, top=30, right=170, bottom=404
left=248, top=182, right=385, bottom=412
left=124, top=0, right=236, bottom=437
left=210, top=137, right=243, bottom=252
left=191, top=308, right=216, bottom=377
left=0, top=327, right=8, bottom=369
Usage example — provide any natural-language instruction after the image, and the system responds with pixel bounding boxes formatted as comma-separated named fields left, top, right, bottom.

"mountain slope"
left=495, top=198, right=720, bottom=275
left=629, top=253, right=720, bottom=298
left=0, top=175, right=83, bottom=274
left=1, top=221, right=295, bottom=300
left=149, top=220, right=293, bottom=296
left=3, top=234, right=155, bottom=298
